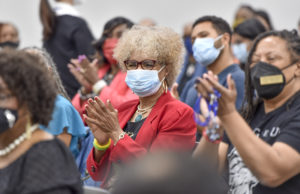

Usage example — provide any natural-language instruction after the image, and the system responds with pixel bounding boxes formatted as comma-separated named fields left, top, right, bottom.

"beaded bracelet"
left=93, top=138, right=111, bottom=151
left=202, top=128, right=223, bottom=144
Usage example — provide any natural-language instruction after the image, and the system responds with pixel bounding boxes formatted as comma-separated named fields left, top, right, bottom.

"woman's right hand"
left=68, top=59, right=92, bottom=93
left=83, top=101, right=110, bottom=145
left=194, top=71, right=237, bottom=117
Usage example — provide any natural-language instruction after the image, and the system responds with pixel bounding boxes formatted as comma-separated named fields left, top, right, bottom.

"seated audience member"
left=0, top=50, right=82, bottom=194
left=194, top=30, right=300, bottom=193
left=178, top=16, right=244, bottom=115
left=0, top=22, right=19, bottom=50
left=24, top=47, right=87, bottom=158
left=232, top=18, right=267, bottom=70
left=85, top=25, right=196, bottom=190
left=255, top=9, right=274, bottom=31
left=70, top=16, right=138, bottom=120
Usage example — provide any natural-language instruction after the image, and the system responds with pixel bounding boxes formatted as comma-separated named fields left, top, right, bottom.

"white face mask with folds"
left=192, top=35, right=224, bottom=67
left=125, top=66, right=166, bottom=97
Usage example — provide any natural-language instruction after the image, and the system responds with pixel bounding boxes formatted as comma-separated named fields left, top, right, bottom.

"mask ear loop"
left=158, top=65, right=168, bottom=93
left=281, top=60, right=299, bottom=85
left=214, top=34, right=225, bottom=50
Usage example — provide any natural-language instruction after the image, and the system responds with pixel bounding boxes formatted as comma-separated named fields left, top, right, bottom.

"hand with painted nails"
left=83, top=97, right=123, bottom=145
left=68, top=56, right=100, bottom=93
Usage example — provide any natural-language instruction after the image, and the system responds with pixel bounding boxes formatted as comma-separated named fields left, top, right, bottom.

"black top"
left=0, top=138, right=83, bottom=194
left=123, top=118, right=146, bottom=140
left=44, top=15, right=95, bottom=98
left=223, top=92, right=300, bottom=194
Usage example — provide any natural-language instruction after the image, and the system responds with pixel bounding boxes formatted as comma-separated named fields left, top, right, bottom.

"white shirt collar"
left=53, top=2, right=80, bottom=17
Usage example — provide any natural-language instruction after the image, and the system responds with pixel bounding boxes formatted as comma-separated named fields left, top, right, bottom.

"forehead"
left=129, top=50, right=157, bottom=61
left=254, top=36, right=288, bottom=56
left=191, top=21, right=218, bottom=38
left=1, top=24, right=17, bottom=34
left=112, top=24, right=128, bottom=34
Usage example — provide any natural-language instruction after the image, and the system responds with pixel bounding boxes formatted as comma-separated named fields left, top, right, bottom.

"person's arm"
left=221, top=110, right=300, bottom=187
left=86, top=102, right=196, bottom=181
left=203, top=72, right=300, bottom=187
left=193, top=139, right=228, bottom=172
left=57, top=127, right=72, bottom=147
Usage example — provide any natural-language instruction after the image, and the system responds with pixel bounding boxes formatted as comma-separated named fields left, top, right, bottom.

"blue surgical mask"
left=232, top=43, right=248, bottom=64
left=125, top=66, right=165, bottom=97
left=192, top=35, right=224, bottom=67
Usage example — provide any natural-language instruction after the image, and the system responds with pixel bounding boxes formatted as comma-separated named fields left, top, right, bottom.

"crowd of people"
left=0, top=0, right=300, bottom=194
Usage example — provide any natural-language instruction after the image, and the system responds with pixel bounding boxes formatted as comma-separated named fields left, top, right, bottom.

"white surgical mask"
left=232, top=43, right=248, bottom=64
left=125, top=66, right=165, bottom=97
left=192, top=35, right=224, bottom=67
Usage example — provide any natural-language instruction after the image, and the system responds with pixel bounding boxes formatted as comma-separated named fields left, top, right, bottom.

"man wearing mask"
left=0, top=22, right=20, bottom=50
left=179, top=16, right=245, bottom=112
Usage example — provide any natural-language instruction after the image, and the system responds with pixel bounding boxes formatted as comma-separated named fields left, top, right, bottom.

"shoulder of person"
left=156, top=93, right=194, bottom=117
left=58, top=15, right=88, bottom=28
left=229, top=64, right=245, bottom=78
left=20, top=139, right=82, bottom=193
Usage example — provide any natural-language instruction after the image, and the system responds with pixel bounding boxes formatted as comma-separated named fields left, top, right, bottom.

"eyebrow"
left=192, top=31, right=209, bottom=39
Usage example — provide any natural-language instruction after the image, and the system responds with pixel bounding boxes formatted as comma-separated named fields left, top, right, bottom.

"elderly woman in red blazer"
left=84, top=25, right=197, bottom=189
left=69, top=17, right=138, bottom=119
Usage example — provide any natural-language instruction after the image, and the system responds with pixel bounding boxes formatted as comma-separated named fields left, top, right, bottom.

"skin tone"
left=84, top=51, right=168, bottom=162
left=194, top=36, right=300, bottom=187
left=0, top=24, right=19, bottom=43
left=68, top=24, right=128, bottom=95
left=0, top=78, right=53, bottom=169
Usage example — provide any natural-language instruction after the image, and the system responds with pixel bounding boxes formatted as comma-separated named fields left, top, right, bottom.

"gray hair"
left=23, top=46, right=70, bottom=100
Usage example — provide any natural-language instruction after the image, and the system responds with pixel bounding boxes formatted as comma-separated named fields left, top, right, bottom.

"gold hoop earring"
left=26, top=116, right=32, bottom=139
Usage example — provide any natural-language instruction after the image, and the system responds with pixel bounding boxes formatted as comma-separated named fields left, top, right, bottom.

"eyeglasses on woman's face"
left=124, top=59, right=160, bottom=70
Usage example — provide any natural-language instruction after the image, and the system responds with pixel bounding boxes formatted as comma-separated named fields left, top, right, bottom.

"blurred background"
left=0, top=0, right=299, bottom=48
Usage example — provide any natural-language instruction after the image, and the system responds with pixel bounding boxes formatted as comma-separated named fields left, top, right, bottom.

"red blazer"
left=72, top=65, right=138, bottom=119
left=86, top=91, right=197, bottom=188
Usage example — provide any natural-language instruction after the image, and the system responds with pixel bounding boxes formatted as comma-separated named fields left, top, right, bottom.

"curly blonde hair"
left=114, top=25, right=184, bottom=86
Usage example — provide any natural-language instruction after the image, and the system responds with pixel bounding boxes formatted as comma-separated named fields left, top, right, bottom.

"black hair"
left=234, top=18, right=267, bottom=40
left=192, top=15, right=232, bottom=41
left=113, top=151, right=227, bottom=194
left=241, top=30, right=300, bottom=122
left=255, top=9, right=274, bottom=30
left=0, top=50, right=56, bottom=125
left=39, top=0, right=56, bottom=41
left=93, top=16, right=134, bottom=63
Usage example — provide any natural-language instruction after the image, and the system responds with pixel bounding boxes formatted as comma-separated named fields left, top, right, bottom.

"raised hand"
left=195, top=71, right=237, bottom=117
left=84, top=97, right=123, bottom=144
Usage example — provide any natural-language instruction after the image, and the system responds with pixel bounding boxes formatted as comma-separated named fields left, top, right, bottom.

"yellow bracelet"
left=93, top=138, right=111, bottom=151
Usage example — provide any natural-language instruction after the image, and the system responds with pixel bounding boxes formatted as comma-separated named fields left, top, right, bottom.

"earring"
left=163, top=80, right=168, bottom=93
left=26, top=116, right=32, bottom=139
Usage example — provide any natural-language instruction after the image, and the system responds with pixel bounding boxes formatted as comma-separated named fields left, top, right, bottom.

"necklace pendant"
left=135, top=114, right=143, bottom=122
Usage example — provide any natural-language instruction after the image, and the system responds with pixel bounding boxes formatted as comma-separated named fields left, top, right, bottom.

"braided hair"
left=241, top=29, right=300, bottom=122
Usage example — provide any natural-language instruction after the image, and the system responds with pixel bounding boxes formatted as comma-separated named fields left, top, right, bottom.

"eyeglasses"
left=124, top=59, right=158, bottom=70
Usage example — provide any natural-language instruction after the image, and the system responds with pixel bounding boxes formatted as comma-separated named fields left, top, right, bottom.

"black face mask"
left=0, top=41, right=19, bottom=50
left=250, top=61, right=295, bottom=100
left=0, top=108, right=18, bottom=134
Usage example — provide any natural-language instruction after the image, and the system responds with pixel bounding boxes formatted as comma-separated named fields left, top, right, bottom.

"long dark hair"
left=241, top=29, right=300, bottom=122
left=92, top=17, right=134, bottom=63
left=40, top=0, right=56, bottom=41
